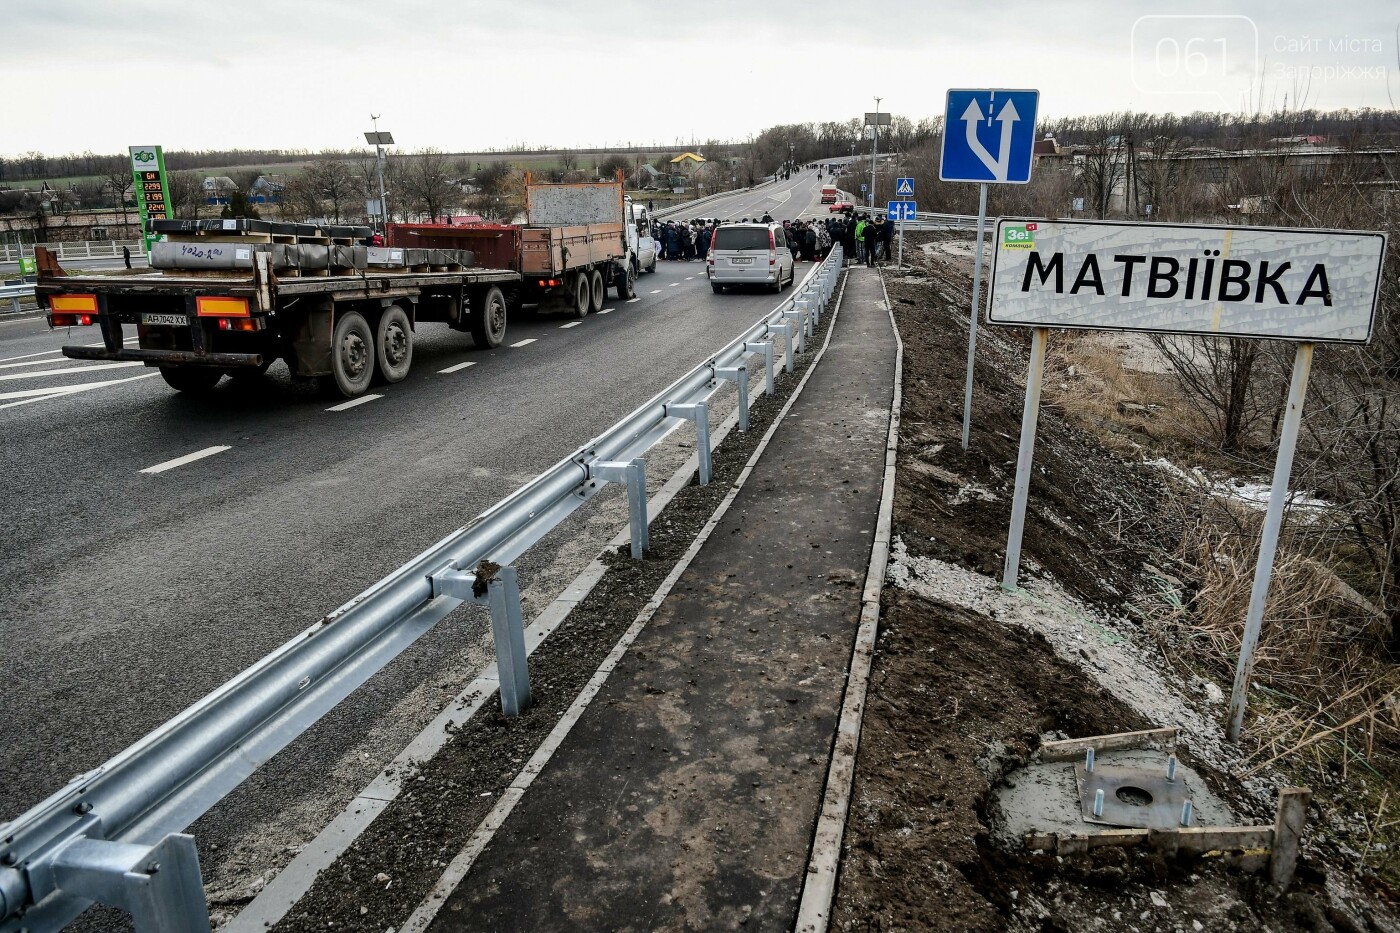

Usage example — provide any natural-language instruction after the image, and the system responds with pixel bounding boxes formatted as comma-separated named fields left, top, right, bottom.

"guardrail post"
left=664, top=401, right=712, bottom=484
left=714, top=364, right=750, bottom=432
left=743, top=341, right=775, bottom=396
left=769, top=322, right=795, bottom=374
left=45, top=834, right=211, bottom=932
left=783, top=309, right=807, bottom=354
left=795, top=299, right=815, bottom=336
left=591, top=458, right=649, bottom=557
left=429, top=563, right=532, bottom=716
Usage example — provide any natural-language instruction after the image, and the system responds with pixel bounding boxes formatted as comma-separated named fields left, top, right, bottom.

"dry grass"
left=1041, top=332, right=1216, bottom=461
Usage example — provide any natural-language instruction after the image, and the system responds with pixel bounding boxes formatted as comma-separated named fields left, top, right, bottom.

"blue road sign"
left=887, top=201, right=917, bottom=221
left=895, top=177, right=914, bottom=197
left=940, top=88, right=1039, bottom=184
left=860, top=183, right=868, bottom=192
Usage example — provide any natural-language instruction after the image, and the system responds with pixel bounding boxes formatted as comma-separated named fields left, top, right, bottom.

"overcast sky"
left=2, top=0, right=1395, bottom=158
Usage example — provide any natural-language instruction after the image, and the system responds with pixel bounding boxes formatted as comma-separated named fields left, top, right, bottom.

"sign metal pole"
left=1002, top=326, right=1048, bottom=591
left=961, top=182, right=989, bottom=450
left=1226, top=341, right=1315, bottom=742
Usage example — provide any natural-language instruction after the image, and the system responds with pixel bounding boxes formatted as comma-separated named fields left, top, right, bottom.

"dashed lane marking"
left=649, top=289, right=662, bottom=294
left=559, top=322, right=581, bottom=329
left=685, top=276, right=695, bottom=280
left=510, top=338, right=538, bottom=348
left=600, top=308, right=614, bottom=313
left=139, top=445, right=232, bottom=475
left=668, top=282, right=680, bottom=287
left=439, top=361, right=476, bottom=374
left=325, top=394, right=383, bottom=412
left=626, top=298, right=640, bottom=304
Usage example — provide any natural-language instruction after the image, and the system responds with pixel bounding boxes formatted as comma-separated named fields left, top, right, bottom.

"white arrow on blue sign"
left=886, top=201, right=917, bottom=221
left=939, top=88, right=1039, bottom=184
left=860, top=183, right=868, bottom=192
left=895, top=177, right=914, bottom=197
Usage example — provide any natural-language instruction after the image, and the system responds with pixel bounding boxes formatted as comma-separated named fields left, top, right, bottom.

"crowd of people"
left=650, top=208, right=896, bottom=268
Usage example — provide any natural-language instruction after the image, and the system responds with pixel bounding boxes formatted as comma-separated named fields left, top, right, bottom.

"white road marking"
left=668, top=282, right=680, bottom=287
left=600, top=308, right=614, bottom=313
left=325, top=394, right=383, bottom=412
left=0, top=347, right=73, bottom=364
left=0, top=371, right=162, bottom=411
left=649, top=289, right=662, bottom=294
left=139, top=445, right=232, bottom=475
left=0, top=315, right=44, bottom=327
left=0, top=361, right=144, bottom=382
left=559, top=322, right=581, bottom=329
left=685, top=276, right=695, bottom=280
left=626, top=298, right=640, bottom=304
left=438, top=361, right=476, bottom=374
left=0, top=355, right=70, bottom=370
left=510, top=338, right=537, bottom=347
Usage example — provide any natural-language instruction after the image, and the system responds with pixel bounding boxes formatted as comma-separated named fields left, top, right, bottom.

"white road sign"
left=986, top=219, right=1387, bottom=344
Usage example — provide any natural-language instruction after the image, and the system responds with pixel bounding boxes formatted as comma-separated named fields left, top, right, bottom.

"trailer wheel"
left=323, top=310, right=375, bottom=398
left=376, top=305, right=414, bottom=383
left=470, top=286, right=508, bottom=348
left=572, top=275, right=590, bottom=318
left=159, top=366, right=223, bottom=394
left=615, top=263, right=637, bottom=300
left=588, top=269, right=606, bottom=313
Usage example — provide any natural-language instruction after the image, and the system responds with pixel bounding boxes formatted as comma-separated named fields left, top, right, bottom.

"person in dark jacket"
left=879, top=215, right=895, bottom=265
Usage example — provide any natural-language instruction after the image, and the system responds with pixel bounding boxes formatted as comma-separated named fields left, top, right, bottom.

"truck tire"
left=588, top=269, right=606, bottom=313
left=615, top=263, right=637, bottom=300
left=159, top=366, right=223, bottom=394
left=375, top=305, right=413, bottom=383
left=572, top=275, right=590, bottom=318
left=469, top=286, right=507, bottom=348
left=324, top=309, right=375, bottom=398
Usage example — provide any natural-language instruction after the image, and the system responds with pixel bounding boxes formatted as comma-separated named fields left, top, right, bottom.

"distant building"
left=248, top=175, right=286, bottom=204
left=668, top=152, right=707, bottom=174
left=202, top=176, right=238, bottom=205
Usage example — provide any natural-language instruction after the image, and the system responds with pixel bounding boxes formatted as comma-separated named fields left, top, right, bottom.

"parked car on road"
left=829, top=200, right=854, bottom=213
left=707, top=222, right=794, bottom=294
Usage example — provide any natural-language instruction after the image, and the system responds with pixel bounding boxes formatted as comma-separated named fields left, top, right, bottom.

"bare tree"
left=103, top=169, right=133, bottom=227
left=399, top=148, right=462, bottom=222
left=306, top=159, right=356, bottom=223
left=167, top=171, right=205, bottom=219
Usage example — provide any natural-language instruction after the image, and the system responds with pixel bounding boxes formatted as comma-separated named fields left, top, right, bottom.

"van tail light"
left=768, top=229, right=777, bottom=266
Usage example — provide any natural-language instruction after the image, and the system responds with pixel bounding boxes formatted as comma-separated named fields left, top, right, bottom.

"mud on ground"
left=829, top=238, right=1398, bottom=933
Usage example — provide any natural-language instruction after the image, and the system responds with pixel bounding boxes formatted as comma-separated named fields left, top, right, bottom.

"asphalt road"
left=0, top=167, right=834, bottom=909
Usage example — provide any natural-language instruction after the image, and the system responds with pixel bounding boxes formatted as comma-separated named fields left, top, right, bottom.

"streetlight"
left=364, top=116, right=394, bottom=232
left=871, top=96, right=882, bottom=207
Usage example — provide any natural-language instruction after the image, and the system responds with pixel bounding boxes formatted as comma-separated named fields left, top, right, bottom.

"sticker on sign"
left=986, top=219, right=1387, bottom=344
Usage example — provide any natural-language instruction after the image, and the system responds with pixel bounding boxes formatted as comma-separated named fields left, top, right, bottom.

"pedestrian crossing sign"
left=895, top=177, right=914, bottom=197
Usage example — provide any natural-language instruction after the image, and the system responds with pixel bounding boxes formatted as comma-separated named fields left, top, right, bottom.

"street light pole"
left=369, top=114, right=390, bottom=233
left=871, top=95, right=882, bottom=208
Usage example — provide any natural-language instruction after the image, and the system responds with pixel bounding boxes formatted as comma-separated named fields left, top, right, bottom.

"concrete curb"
left=397, top=267, right=853, bottom=933
left=793, top=269, right=904, bottom=933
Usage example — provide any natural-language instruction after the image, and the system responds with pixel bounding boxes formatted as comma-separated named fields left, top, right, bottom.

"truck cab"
left=624, top=197, right=657, bottom=274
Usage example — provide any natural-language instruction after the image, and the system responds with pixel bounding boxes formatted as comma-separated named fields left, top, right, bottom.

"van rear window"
left=713, top=228, right=770, bottom=251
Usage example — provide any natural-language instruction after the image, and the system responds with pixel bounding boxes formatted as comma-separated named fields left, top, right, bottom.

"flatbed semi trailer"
left=40, top=247, right=520, bottom=397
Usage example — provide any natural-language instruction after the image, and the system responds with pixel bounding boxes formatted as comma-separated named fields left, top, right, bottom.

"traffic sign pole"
left=1226, top=342, right=1314, bottom=742
left=961, top=182, right=988, bottom=450
left=898, top=213, right=904, bottom=268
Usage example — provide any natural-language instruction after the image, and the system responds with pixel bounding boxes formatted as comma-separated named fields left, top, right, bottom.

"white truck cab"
left=624, top=197, right=657, bottom=274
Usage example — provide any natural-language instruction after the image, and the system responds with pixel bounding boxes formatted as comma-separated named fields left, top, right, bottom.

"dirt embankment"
left=830, top=236, right=1398, bottom=933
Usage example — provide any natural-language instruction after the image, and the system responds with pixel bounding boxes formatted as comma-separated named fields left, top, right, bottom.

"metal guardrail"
left=0, top=241, right=147, bottom=264
left=0, top=284, right=35, bottom=314
left=0, top=248, right=846, bottom=933
left=903, top=211, right=982, bottom=231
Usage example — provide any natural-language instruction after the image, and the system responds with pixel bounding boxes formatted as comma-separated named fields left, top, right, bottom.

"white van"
left=624, top=197, right=657, bottom=274
left=707, top=223, right=795, bottom=294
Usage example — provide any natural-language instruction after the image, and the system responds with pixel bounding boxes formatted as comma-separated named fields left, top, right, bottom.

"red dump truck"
left=389, top=176, right=656, bottom=316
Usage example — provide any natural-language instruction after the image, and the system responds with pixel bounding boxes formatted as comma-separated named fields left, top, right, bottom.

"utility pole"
left=871, top=95, right=882, bottom=207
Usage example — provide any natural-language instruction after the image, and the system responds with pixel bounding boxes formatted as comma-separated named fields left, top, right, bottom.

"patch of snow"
left=1142, top=458, right=1332, bottom=515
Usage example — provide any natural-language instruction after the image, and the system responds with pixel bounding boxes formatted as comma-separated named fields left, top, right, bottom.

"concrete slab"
left=991, top=748, right=1235, bottom=848
left=426, top=268, right=897, bottom=932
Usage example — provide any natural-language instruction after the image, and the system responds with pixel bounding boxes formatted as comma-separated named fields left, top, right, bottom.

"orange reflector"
left=50, top=294, right=98, bottom=313
left=196, top=296, right=250, bottom=318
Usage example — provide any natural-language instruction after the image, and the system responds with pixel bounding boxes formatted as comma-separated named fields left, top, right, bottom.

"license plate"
left=731, top=257, right=753, bottom=265
left=142, top=313, right=188, bottom=326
